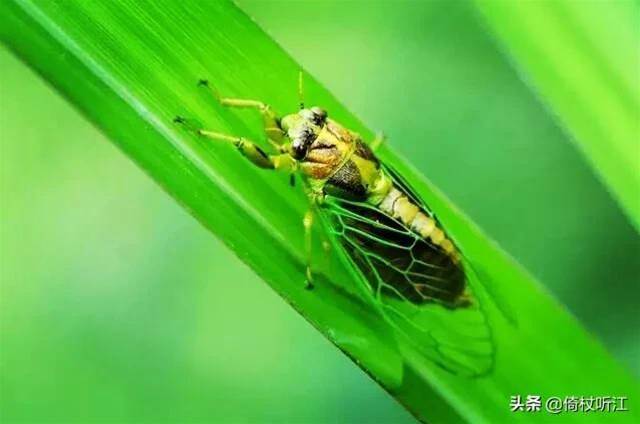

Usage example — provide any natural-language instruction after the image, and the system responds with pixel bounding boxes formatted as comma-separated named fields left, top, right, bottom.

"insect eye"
left=292, top=139, right=307, bottom=160
left=291, top=128, right=314, bottom=159
left=310, top=107, right=327, bottom=124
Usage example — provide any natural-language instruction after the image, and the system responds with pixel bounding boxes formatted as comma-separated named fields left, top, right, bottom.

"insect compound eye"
left=310, top=107, right=327, bottom=125
left=292, top=140, right=306, bottom=160
left=299, top=108, right=314, bottom=122
left=291, top=127, right=314, bottom=160
left=300, top=107, right=327, bottom=126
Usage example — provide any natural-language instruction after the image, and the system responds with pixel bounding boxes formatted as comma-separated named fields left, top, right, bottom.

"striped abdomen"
left=376, top=186, right=460, bottom=264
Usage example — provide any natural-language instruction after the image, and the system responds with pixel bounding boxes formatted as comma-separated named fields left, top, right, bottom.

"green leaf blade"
left=2, top=0, right=638, bottom=422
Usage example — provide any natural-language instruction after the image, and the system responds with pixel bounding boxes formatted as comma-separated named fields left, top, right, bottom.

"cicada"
left=175, top=75, right=494, bottom=376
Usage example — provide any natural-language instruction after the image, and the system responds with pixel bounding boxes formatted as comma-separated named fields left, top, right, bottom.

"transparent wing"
left=320, top=193, right=495, bottom=376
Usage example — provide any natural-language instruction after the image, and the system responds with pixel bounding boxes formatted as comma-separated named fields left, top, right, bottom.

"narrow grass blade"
left=1, top=0, right=638, bottom=422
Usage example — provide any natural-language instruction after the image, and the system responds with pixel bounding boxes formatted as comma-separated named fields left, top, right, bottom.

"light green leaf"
left=475, top=0, right=640, bottom=231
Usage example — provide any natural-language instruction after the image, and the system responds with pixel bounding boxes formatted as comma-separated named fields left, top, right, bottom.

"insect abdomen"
left=377, top=186, right=459, bottom=263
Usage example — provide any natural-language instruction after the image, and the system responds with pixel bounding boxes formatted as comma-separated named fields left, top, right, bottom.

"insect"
left=174, top=74, right=494, bottom=376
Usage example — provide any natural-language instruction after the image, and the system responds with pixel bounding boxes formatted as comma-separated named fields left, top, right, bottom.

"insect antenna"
left=298, top=70, right=305, bottom=110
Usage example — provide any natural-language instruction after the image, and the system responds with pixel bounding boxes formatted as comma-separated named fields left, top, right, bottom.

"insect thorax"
left=299, top=118, right=461, bottom=265
left=300, top=120, right=383, bottom=201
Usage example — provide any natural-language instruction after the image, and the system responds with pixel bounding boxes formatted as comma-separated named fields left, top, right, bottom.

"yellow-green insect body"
left=278, top=106, right=466, bottom=303
left=175, top=78, right=494, bottom=376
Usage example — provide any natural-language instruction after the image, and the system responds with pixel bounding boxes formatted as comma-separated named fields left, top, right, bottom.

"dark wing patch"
left=330, top=199, right=465, bottom=306
left=325, top=160, right=367, bottom=200
left=320, top=194, right=494, bottom=376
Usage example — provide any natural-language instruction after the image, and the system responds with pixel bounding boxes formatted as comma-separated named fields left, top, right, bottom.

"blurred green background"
left=1, top=1, right=637, bottom=423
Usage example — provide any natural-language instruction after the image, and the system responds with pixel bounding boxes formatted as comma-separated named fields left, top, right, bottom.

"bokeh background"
left=1, top=1, right=638, bottom=423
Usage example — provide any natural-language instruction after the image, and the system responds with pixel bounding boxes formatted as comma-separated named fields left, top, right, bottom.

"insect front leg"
left=198, top=80, right=286, bottom=150
left=173, top=117, right=294, bottom=171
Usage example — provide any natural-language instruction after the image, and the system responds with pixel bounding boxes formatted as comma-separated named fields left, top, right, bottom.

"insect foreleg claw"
left=173, top=115, right=201, bottom=133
